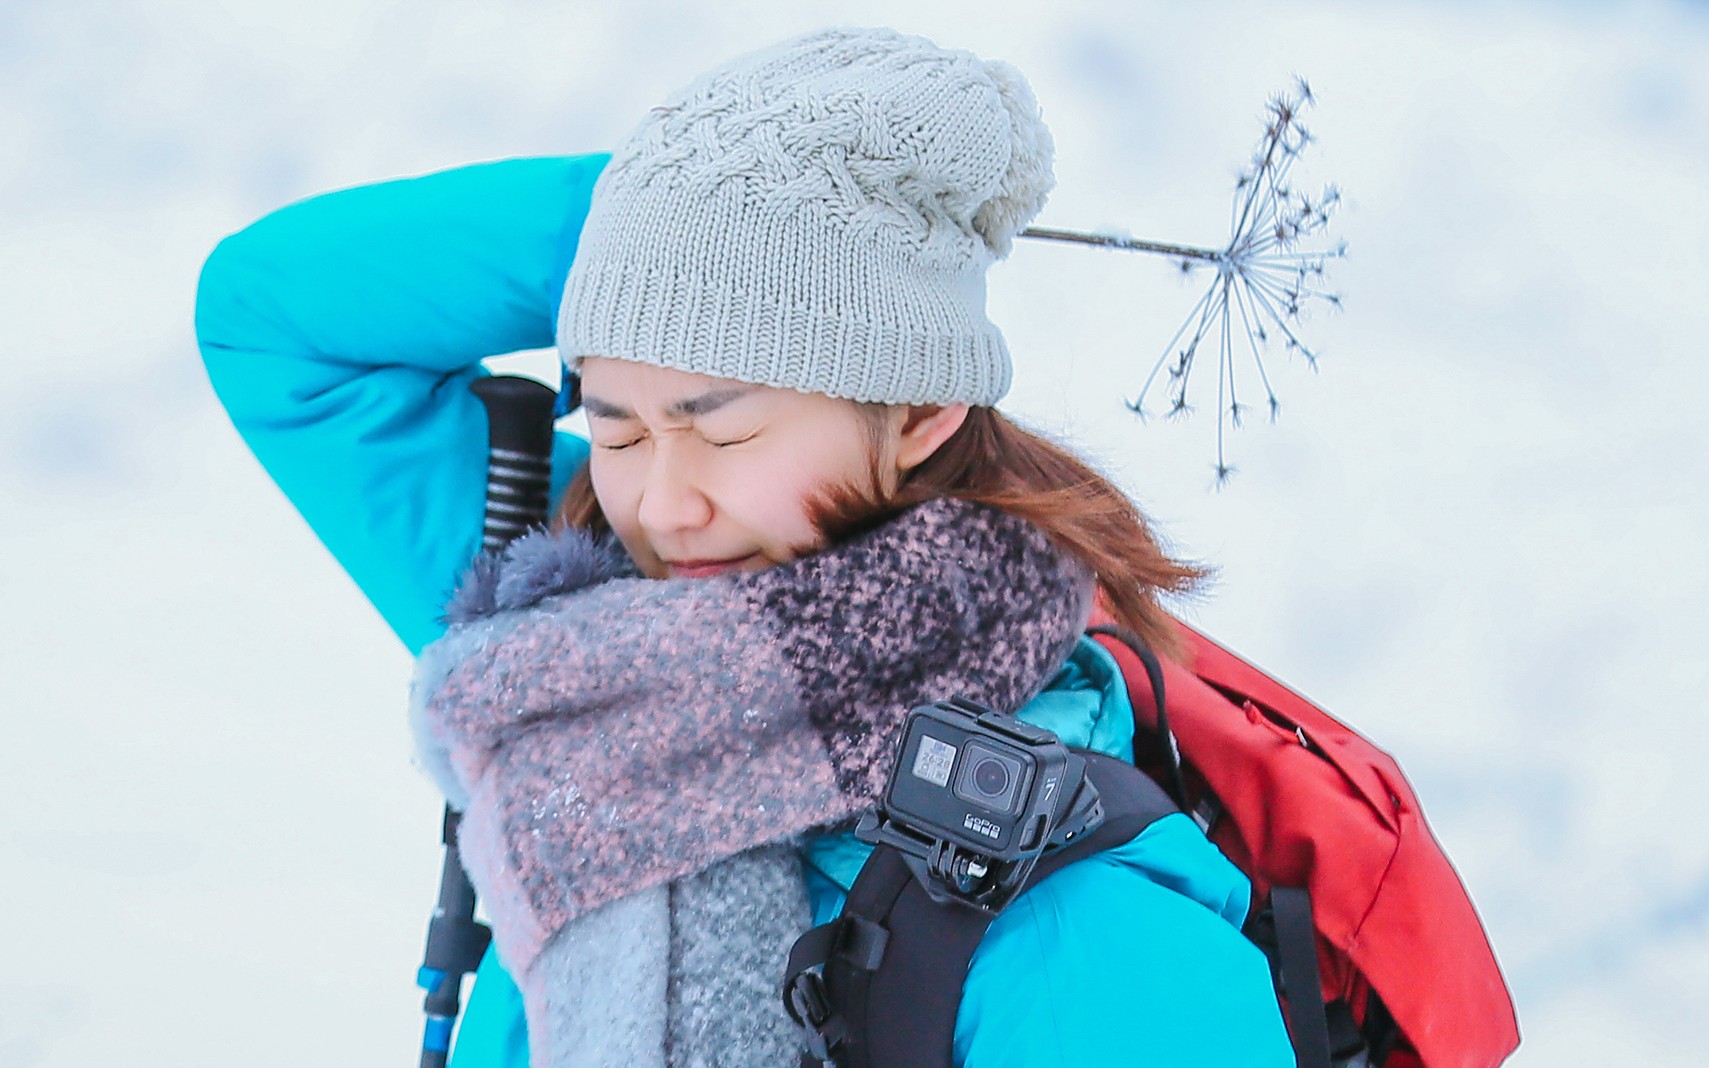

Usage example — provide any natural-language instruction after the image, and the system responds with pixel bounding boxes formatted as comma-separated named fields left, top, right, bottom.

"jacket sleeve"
left=194, top=154, right=609, bottom=654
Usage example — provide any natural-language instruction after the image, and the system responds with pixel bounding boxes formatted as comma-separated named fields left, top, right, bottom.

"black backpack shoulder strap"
left=785, top=752, right=1178, bottom=1068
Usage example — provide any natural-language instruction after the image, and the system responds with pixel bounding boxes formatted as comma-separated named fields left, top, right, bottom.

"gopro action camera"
left=856, top=697, right=1105, bottom=912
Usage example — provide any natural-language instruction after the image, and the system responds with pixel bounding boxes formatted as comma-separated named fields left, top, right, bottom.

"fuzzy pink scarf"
left=409, top=497, right=1094, bottom=1063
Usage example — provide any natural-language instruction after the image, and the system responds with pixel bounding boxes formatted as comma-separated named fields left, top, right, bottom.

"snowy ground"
left=3, top=1, right=1707, bottom=1065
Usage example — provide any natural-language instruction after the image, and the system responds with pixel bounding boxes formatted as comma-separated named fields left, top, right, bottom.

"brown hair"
left=553, top=406, right=1211, bottom=662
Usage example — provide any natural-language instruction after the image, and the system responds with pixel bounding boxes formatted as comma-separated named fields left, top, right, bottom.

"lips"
left=665, top=555, right=756, bottom=579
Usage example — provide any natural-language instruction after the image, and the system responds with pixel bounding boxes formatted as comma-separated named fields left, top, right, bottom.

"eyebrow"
left=581, top=386, right=757, bottom=421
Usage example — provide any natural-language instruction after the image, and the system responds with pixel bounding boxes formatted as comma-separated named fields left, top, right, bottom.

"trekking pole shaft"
left=416, top=374, right=558, bottom=1068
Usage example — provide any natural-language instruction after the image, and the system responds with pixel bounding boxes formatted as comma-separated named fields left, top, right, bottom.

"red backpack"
left=1088, top=609, right=1520, bottom=1067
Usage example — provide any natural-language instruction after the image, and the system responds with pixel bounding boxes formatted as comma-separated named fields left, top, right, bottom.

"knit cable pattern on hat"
left=557, top=27, right=1056, bottom=406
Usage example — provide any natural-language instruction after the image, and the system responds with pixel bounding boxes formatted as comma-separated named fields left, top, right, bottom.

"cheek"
left=733, top=463, right=831, bottom=551
left=735, top=423, right=874, bottom=548
left=587, top=455, right=650, bottom=552
left=586, top=455, right=625, bottom=521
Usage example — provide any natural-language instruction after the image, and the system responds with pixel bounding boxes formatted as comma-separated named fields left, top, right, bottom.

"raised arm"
left=194, top=154, right=609, bottom=654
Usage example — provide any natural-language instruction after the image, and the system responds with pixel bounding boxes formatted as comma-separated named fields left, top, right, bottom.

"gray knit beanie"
left=556, top=27, right=1055, bottom=407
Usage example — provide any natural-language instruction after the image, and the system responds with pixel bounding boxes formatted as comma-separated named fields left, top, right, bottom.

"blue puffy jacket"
left=195, top=154, right=1293, bottom=1067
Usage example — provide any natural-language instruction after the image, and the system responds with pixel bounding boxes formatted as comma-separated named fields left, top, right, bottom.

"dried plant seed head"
left=1015, top=78, right=1344, bottom=484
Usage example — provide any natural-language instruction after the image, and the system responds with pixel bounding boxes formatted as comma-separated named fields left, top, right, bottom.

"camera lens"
left=973, top=758, right=1011, bottom=796
left=953, top=740, right=1027, bottom=815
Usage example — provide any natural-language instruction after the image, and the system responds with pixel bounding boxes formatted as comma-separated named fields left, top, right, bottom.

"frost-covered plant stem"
left=1020, top=227, right=1221, bottom=263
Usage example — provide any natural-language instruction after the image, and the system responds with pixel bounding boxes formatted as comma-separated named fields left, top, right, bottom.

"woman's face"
left=579, top=357, right=965, bottom=580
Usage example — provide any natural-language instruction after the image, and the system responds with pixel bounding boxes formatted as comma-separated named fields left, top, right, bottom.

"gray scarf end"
left=529, top=845, right=809, bottom=1068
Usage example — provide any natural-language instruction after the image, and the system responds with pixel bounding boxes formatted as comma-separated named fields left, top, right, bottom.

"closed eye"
left=707, top=434, right=757, bottom=448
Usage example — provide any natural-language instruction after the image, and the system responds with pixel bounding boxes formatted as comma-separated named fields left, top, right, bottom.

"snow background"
left=2, top=0, right=1706, bottom=1064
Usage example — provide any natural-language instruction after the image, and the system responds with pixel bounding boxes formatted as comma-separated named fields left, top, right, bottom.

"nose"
left=635, top=441, right=714, bottom=537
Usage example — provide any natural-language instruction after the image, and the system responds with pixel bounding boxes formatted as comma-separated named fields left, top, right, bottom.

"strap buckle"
left=785, top=971, right=844, bottom=1064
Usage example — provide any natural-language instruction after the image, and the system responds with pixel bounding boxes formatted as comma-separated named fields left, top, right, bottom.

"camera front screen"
left=911, top=734, right=957, bottom=787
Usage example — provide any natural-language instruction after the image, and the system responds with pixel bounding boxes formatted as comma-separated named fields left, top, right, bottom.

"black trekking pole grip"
left=469, top=376, right=558, bottom=550
left=416, top=374, right=558, bottom=1068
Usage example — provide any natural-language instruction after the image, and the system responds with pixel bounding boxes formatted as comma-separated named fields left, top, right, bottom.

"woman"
left=196, top=26, right=1292, bottom=1067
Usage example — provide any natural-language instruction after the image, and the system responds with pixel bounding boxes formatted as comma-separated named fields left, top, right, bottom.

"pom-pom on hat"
left=556, top=27, right=1055, bottom=411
